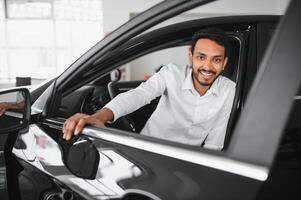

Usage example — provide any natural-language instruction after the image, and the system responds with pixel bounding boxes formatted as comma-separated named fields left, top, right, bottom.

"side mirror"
left=0, top=88, right=30, bottom=133
left=59, top=136, right=100, bottom=179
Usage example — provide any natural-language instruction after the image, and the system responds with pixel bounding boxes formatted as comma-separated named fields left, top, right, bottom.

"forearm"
left=103, top=66, right=167, bottom=122
left=0, top=102, right=19, bottom=111
left=104, top=90, right=151, bottom=121
left=105, top=79, right=166, bottom=121
left=93, top=107, right=114, bottom=123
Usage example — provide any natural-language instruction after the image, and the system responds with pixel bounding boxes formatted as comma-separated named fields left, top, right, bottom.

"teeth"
left=200, top=71, right=212, bottom=76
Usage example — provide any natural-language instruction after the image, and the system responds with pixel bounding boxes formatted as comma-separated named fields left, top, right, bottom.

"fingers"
left=63, top=113, right=104, bottom=141
left=74, top=118, right=86, bottom=136
left=0, top=108, right=6, bottom=116
left=63, top=113, right=88, bottom=140
left=0, top=104, right=7, bottom=116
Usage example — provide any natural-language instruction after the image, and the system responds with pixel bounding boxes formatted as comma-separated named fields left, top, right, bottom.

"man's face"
left=189, top=38, right=228, bottom=88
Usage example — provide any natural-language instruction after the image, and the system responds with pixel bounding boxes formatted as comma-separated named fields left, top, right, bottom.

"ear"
left=223, top=57, right=228, bottom=70
left=188, top=46, right=193, bottom=65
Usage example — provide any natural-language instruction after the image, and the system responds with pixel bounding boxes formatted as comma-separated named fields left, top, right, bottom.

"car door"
left=7, top=0, right=301, bottom=200
left=13, top=22, right=249, bottom=200
left=0, top=127, right=9, bottom=200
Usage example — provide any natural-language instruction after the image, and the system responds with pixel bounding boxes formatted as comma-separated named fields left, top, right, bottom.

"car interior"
left=57, top=30, right=242, bottom=150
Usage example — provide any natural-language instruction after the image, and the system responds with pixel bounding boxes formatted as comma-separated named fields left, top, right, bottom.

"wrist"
left=93, top=108, right=114, bottom=123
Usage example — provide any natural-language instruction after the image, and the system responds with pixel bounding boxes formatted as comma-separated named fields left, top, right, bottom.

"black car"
left=1, top=0, right=300, bottom=199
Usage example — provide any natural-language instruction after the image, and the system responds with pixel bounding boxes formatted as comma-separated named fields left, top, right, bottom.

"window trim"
left=44, top=118, right=268, bottom=181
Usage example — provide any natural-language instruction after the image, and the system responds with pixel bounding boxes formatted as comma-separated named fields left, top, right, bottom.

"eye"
left=196, top=55, right=205, bottom=60
left=213, top=58, right=222, bottom=63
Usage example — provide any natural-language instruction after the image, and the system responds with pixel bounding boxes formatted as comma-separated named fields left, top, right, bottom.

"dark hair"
left=191, top=27, right=228, bottom=57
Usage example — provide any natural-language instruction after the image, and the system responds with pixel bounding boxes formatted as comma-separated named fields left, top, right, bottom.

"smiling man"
left=191, top=36, right=229, bottom=95
left=63, top=28, right=236, bottom=150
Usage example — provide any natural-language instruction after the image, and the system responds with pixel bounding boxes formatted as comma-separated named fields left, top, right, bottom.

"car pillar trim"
left=83, top=128, right=269, bottom=181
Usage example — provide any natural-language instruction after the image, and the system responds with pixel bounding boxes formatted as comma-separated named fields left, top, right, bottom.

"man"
left=63, top=28, right=236, bottom=150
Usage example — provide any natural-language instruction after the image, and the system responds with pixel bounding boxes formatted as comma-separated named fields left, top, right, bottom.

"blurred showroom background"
left=0, top=0, right=289, bottom=89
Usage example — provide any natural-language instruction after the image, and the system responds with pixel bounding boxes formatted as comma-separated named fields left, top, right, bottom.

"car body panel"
left=14, top=123, right=261, bottom=200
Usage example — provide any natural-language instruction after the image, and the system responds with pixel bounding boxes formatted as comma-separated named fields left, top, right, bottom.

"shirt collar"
left=181, top=66, right=220, bottom=96
left=181, top=66, right=194, bottom=91
left=207, top=76, right=220, bottom=96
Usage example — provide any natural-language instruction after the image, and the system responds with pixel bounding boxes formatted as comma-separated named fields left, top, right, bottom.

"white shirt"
left=105, top=63, right=236, bottom=150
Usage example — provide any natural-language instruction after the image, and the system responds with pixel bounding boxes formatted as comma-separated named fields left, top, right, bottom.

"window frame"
left=37, top=2, right=299, bottom=184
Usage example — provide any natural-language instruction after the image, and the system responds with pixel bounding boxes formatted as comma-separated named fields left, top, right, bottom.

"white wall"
left=102, top=0, right=161, bottom=33
left=129, top=46, right=189, bottom=80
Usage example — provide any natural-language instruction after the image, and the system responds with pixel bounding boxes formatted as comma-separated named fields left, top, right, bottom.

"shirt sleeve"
left=203, top=84, right=236, bottom=151
left=104, top=66, right=169, bottom=122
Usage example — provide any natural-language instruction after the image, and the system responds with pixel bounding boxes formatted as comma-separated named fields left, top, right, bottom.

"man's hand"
left=0, top=101, right=25, bottom=116
left=0, top=102, right=12, bottom=116
left=62, top=108, right=114, bottom=140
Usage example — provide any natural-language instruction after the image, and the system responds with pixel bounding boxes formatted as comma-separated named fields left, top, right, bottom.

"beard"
left=192, top=65, right=222, bottom=87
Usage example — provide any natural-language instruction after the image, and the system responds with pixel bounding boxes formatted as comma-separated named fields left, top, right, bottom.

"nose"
left=202, top=58, right=213, bottom=70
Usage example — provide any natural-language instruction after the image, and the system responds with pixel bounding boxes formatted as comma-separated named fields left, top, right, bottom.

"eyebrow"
left=196, top=52, right=224, bottom=58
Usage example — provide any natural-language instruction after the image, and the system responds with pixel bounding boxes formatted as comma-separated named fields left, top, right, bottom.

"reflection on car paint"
left=12, top=124, right=154, bottom=199
left=16, top=159, right=85, bottom=200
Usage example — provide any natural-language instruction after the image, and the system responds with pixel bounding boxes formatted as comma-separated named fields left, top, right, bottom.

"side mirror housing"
left=0, top=88, right=30, bottom=133
left=60, top=136, right=100, bottom=179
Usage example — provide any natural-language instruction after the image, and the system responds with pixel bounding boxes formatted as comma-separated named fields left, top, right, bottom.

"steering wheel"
left=107, top=80, right=137, bottom=133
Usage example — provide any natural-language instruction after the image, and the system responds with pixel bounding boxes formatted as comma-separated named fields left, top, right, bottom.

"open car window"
left=56, top=27, right=243, bottom=151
